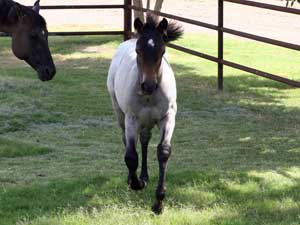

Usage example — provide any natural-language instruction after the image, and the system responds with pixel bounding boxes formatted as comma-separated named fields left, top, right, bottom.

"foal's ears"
left=134, top=17, right=169, bottom=34
left=32, top=0, right=40, bottom=14
left=157, top=18, right=168, bottom=34
left=134, top=17, right=144, bottom=33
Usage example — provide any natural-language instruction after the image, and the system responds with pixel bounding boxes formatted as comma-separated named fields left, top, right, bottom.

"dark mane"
left=165, top=20, right=184, bottom=42
left=144, top=13, right=184, bottom=43
left=145, top=13, right=159, bottom=30
left=0, top=0, right=46, bottom=29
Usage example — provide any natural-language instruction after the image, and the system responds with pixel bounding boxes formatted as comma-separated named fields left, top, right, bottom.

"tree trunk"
left=154, top=0, right=164, bottom=11
left=147, top=0, right=150, bottom=9
left=133, top=0, right=144, bottom=22
left=133, top=0, right=165, bottom=23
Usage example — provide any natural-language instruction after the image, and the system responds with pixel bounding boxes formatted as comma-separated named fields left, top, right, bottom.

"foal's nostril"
left=141, top=83, right=147, bottom=92
left=141, top=82, right=155, bottom=94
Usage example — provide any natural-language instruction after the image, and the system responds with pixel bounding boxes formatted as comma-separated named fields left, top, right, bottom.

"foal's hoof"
left=139, top=174, right=149, bottom=184
left=152, top=201, right=163, bottom=215
left=128, top=178, right=146, bottom=191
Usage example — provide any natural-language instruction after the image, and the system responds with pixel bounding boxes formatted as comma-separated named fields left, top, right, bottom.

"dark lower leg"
left=140, top=131, right=151, bottom=182
left=152, top=144, right=171, bottom=214
left=125, top=139, right=145, bottom=190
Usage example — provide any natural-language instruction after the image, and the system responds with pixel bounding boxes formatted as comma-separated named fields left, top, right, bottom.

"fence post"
left=124, top=0, right=132, bottom=41
left=218, top=0, right=224, bottom=91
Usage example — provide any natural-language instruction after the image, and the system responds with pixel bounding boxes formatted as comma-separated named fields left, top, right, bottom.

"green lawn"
left=0, top=33, right=300, bottom=225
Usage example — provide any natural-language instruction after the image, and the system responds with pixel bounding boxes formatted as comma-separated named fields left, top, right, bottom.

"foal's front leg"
left=124, top=115, right=145, bottom=190
left=140, top=128, right=152, bottom=183
left=152, top=112, right=176, bottom=214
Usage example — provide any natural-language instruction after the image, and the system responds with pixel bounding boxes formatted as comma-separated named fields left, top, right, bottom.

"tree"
left=133, top=0, right=145, bottom=22
left=154, top=0, right=164, bottom=11
left=133, top=0, right=164, bottom=22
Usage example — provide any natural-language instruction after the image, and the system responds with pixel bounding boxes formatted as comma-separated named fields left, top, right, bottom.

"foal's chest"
left=138, top=106, right=161, bottom=125
left=134, top=94, right=169, bottom=125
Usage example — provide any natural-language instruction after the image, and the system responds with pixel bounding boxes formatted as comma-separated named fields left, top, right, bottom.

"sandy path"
left=18, top=0, right=300, bottom=44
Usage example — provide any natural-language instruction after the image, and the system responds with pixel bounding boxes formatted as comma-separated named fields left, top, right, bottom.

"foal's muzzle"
left=141, top=81, right=158, bottom=95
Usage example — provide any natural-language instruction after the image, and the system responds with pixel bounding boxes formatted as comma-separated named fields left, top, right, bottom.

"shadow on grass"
left=0, top=36, right=122, bottom=56
left=0, top=55, right=113, bottom=134
left=2, top=170, right=300, bottom=225
left=49, top=35, right=122, bottom=55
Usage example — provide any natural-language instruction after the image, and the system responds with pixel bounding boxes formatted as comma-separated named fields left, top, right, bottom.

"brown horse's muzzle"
left=24, top=56, right=56, bottom=81
left=37, top=64, right=56, bottom=81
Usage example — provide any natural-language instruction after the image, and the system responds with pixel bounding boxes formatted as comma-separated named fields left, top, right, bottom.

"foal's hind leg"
left=125, top=115, right=145, bottom=190
left=139, top=128, right=152, bottom=184
left=111, top=95, right=126, bottom=145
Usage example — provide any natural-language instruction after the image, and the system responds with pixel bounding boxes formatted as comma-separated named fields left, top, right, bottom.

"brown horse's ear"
left=157, top=18, right=168, bottom=34
left=7, top=4, right=23, bottom=24
left=134, top=18, right=144, bottom=33
left=32, top=0, right=40, bottom=13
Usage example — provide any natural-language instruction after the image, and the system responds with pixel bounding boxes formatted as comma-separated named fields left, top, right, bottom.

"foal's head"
left=134, top=15, right=183, bottom=95
left=8, top=0, right=56, bottom=81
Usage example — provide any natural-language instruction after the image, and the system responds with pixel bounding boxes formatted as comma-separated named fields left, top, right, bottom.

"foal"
left=107, top=15, right=183, bottom=214
left=0, top=0, right=56, bottom=81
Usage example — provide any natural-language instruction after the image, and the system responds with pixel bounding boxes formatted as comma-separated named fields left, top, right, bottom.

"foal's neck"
left=0, top=0, right=17, bottom=33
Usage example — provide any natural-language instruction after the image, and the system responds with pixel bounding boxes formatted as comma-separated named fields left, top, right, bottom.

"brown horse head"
left=134, top=14, right=183, bottom=95
left=8, top=0, right=56, bottom=81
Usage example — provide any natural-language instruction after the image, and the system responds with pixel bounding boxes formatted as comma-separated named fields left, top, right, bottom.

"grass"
left=0, top=137, right=53, bottom=158
left=0, top=33, right=300, bottom=225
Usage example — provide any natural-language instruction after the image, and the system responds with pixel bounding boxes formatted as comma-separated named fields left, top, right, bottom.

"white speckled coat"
left=107, top=39, right=177, bottom=134
left=107, top=14, right=183, bottom=214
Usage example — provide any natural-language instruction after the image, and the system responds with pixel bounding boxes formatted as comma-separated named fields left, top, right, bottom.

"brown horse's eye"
left=136, top=49, right=141, bottom=55
left=30, top=34, right=37, bottom=39
left=41, top=30, right=48, bottom=38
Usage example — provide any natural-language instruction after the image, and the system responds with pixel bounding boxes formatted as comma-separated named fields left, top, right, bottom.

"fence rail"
left=225, top=0, right=300, bottom=15
left=1, top=0, right=299, bottom=88
left=0, top=4, right=125, bottom=37
left=128, top=3, right=300, bottom=88
left=40, top=5, right=124, bottom=10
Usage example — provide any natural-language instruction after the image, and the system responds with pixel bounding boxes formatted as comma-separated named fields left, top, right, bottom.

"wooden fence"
left=1, top=0, right=300, bottom=89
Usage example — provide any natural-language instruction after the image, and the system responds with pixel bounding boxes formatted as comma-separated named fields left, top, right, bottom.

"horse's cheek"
left=11, top=35, right=27, bottom=59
